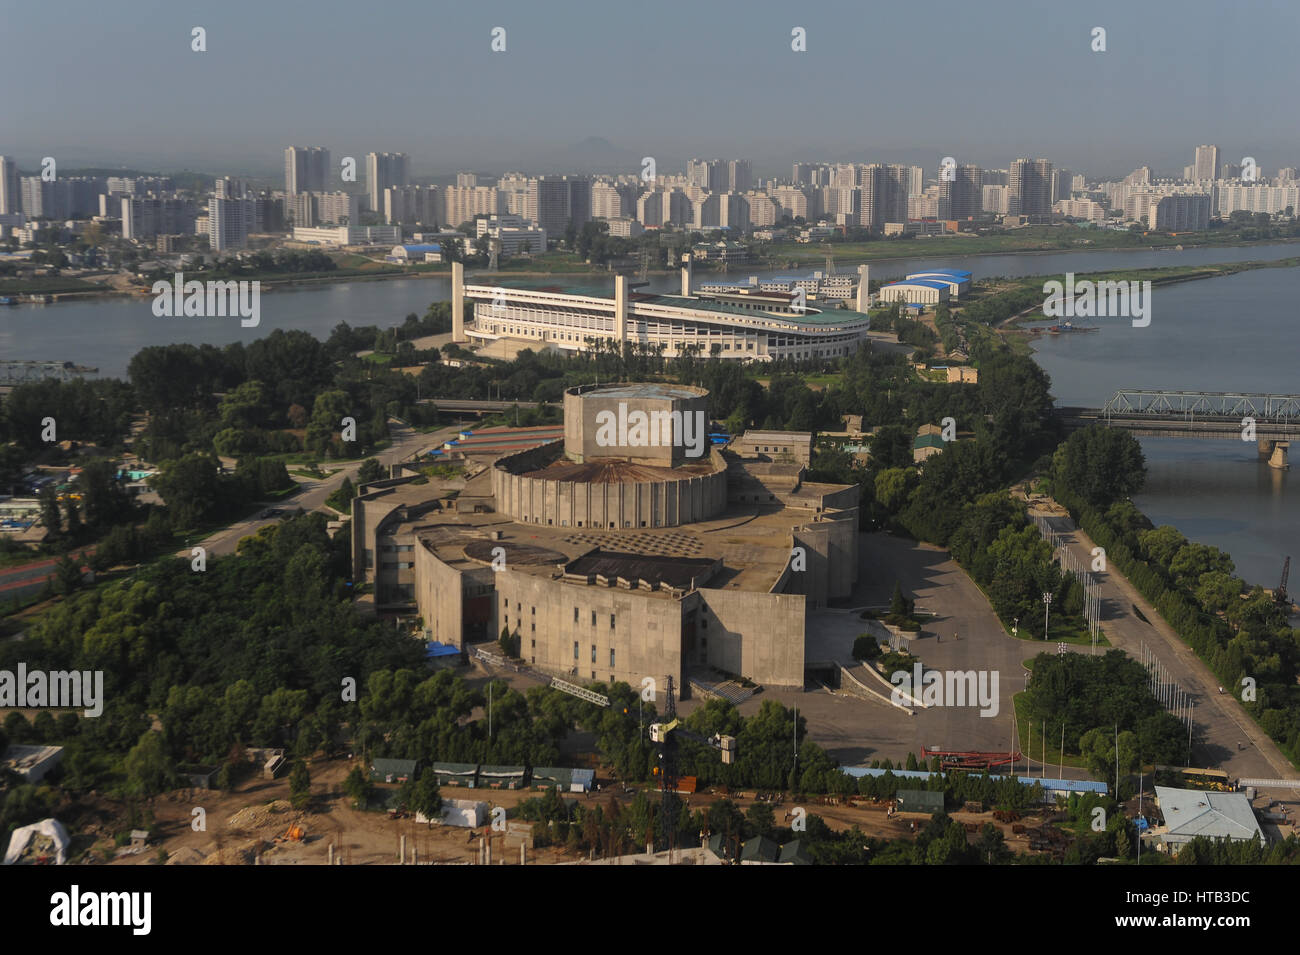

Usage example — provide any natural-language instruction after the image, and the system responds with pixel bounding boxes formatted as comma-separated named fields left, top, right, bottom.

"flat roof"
left=739, top=430, right=812, bottom=444
left=566, top=550, right=718, bottom=589
left=906, top=269, right=971, bottom=278
left=577, top=383, right=701, bottom=400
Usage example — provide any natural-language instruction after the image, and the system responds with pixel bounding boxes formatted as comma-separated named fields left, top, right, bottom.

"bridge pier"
left=1258, top=438, right=1290, bottom=469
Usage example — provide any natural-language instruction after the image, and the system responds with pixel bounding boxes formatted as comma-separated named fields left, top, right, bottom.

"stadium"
left=450, top=257, right=873, bottom=362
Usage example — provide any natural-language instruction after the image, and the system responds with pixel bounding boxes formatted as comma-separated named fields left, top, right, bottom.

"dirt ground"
left=95, top=751, right=1062, bottom=865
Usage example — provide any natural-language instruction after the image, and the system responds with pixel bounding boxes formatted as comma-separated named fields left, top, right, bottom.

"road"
left=192, top=419, right=463, bottom=557
left=1030, top=504, right=1295, bottom=783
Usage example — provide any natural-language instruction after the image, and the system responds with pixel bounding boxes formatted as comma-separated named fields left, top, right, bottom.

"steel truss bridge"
left=1058, top=390, right=1300, bottom=440
left=0, top=360, right=100, bottom=387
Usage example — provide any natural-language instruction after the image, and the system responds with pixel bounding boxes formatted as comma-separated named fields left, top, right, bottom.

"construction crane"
left=649, top=675, right=736, bottom=853
left=1276, top=556, right=1291, bottom=607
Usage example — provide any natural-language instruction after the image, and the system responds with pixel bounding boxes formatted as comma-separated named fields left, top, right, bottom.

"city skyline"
left=2, top=0, right=1297, bottom=180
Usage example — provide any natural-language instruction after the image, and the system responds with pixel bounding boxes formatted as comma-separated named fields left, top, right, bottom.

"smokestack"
left=681, top=252, right=693, bottom=296
left=856, top=264, right=871, bottom=313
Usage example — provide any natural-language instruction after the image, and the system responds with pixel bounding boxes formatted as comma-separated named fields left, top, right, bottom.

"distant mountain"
left=528, top=136, right=649, bottom=176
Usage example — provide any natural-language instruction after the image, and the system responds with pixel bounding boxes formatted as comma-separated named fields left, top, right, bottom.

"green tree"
left=1054, top=426, right=1146, bottom=508
left=289, top=760, right=311, bottom=810
left=344, top=765, right=372, bottom=808
left=38, top=486, right=61, bottom=536
left=357, top=458, right=386, bottom=484
left=124, top=731, right=172, bottom=796
left=404, top=770, right=443, bottom=823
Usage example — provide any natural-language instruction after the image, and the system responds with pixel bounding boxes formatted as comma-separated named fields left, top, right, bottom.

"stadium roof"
left=470, top=281, right=873, bottom=327
left=906, top=269, right=971, bottom=279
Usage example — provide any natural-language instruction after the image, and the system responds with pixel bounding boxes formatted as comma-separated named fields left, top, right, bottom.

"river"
left=3, top=241, right=1295, bottom=585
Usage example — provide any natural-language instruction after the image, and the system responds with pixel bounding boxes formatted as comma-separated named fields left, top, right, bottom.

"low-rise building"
left=1152, top=786, right=1265, bottom=852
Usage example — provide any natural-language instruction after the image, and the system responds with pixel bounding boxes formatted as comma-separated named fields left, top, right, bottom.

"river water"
left=3, top=241, right=1296, bottom=584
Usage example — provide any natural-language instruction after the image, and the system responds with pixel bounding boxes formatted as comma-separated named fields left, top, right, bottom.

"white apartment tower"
left=367, top=152, right=409, bottom=213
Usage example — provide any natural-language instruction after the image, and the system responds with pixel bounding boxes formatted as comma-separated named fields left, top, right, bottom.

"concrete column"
left=327, top=843, right=334, bottom=865
left=856, top=264, right=871, bottom=312
left=1268, top=441, right=1290, bottom=470
left=614, top=274, right=627, bottom=344
left=1258, top=437, right=1273, bottom=459
left=399, top=834, right=405, bottom=864
left=681, top=253, right=693, bottom=296
left=452, top=260, right=466, bottom=342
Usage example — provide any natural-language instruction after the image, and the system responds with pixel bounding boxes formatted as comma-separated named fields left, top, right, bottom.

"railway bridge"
left=1056, top=390, right=1300, bottom=469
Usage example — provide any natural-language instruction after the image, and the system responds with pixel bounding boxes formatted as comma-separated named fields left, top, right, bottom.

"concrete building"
left=1009, top=158, right=1053, bottom=217
left=460, top=264, right=872, bottom=362
left=284, top=146, right=329, bottom=194
left=1149, top=193, right=1212, bottom=231
left=353, top=383, right=860, bottom=692
left=1055, top=198, right=1107, bottom=222
left=1194, top=144, right=1220, bottom=182
left=732, top=430, right=812, bottom=466
left=443, top=185, right=504, bottom=230
left=291, top=224, right=399, bottom=247
left=207, top=196, right=253, bottom=251
left=366, top=152, right=409, bottom=215
left=475, top=214, right=546, bottom=256
left=384, top=184, right=440, bottom=226
left=940, top=164, right=982, bottom=220
left=2, top=744, right=64, bottom=783
left=530, top=176, right=591, bottom=236
left=121, top=197, right=195, bottom=240
left=982, top=184, right=1009, bottom=214
left=0, top=156, right=20, bottom=216
left=313, top=191, right=360, bottom=226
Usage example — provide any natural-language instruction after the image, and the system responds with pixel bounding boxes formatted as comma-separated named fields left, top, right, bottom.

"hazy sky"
left=3, top=0, right=1297, bottom=181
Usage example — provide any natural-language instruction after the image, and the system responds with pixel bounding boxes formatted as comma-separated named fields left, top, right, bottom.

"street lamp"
left=1042, top=592, right=1053, bottom=640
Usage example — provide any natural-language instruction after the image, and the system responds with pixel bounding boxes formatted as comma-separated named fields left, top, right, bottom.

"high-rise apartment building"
left=940, top=164, right=983, bottom=219
left=443, top=185, right=504, bottom=229
left=208, top=196, right=253, bottom=251
left=727, top=160, right=753, bottom=193
left=1009, top=158, right=1053, bottom=216
left=284, top=146, right=330, bottom=194
left=122, top=197, right=196, bottom=240
left=0, top=156, right=20, bottom=215
left=1194, top=145, right=1220, bottom=182
left=383, top=185, right=440, bottom=226
left=367, top=152, right=409, bottom=213
left=686, top=159, right=727, bottom=192
left=529, top=176, right=590, bottom=236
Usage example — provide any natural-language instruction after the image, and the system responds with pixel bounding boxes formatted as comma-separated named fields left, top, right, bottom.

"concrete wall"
left=414, top=539, right=466, bottom=647
left=696, top=587, right=805, bottom=687
left=493, top=445, right=728, bottom=529
left=563, top=384, right=710, bottom=466
left=494, top=571, right=685, bottom=688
